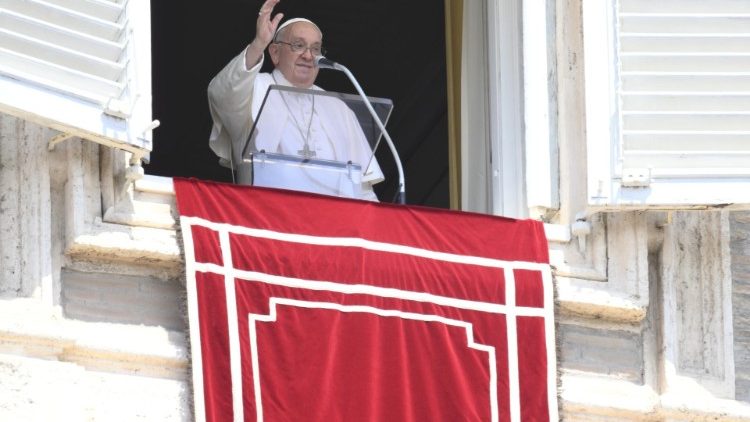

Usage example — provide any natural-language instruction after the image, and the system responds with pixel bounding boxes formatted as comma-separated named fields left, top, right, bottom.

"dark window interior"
left=149, top=1, right=448, bottom=207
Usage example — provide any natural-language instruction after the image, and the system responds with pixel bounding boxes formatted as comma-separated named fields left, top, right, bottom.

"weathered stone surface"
left=731, top=211, right=750, bottom=402
left=0, top=354, right=190, bottom=421
left=659, top=211, right=735, bottom=399
left=0, top=114, right=52, bottom=300
left=0, top=112, right=190, bottom=421
left=558, top=323, right=643, bottom=383
left=62, top=269, right=186, bottom=331
left=0, top=298, right=188, bottom=378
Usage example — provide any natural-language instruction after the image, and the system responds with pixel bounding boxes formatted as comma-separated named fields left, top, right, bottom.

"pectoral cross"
left=298, top=143, right=316, bottom=158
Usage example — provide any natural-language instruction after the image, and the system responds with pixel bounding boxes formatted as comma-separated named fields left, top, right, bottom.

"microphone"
left=313, top=56, right=406, bottom=204
left=314, top=55, right=339, bottom=70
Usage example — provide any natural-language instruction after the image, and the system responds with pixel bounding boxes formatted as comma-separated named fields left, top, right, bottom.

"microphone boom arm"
left=317, top=57, right=406, bottom=204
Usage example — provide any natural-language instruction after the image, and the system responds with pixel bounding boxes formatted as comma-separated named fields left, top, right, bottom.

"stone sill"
left=555, top=276, right=647, bottom=323
left=561, top=372, right=750, bottom=421
left=136, top=175, right=175, bottom=195
left=0, top=299, right=188, bottom=380
left=69, top=220, right=182, bottom=264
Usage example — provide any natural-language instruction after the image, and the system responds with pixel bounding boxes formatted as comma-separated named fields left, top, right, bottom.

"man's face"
left=269, top=22, right=322, bottom=88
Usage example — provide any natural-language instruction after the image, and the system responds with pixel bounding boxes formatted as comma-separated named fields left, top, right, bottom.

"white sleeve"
left=207, top=50, right=264, bottom=165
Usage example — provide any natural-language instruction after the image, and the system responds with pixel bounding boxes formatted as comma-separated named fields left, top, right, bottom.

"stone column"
left=660, top=210, right=735, bottom=399
left=730, top=211, right=750, bottom=402
left=0, top=114, right=53, bottom=303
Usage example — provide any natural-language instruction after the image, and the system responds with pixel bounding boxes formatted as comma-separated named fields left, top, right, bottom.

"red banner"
left=174, top=178, right=557, bottom=421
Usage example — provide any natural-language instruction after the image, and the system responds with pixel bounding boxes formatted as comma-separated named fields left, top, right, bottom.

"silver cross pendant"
left=298, top=143, right=316, bottom=159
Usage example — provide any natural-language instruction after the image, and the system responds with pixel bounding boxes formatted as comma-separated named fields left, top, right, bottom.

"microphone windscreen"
left=315, top=55, right=337, bottom=69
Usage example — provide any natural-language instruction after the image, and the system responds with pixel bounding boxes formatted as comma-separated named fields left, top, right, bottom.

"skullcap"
left=273, top=18, right=322, bottom=41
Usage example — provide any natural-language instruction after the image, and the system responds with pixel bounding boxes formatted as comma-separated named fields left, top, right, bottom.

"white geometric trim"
left=219, top=231, right=245, bottom=422
left=180, top=216, right=551, bottom=272
left=181, top=217, right=206, bottom=422
left=505, top=267, right=521, bottom=421
left=248, top=298, right=499, bottom=422
left=193, top=263, right=548, bottom=318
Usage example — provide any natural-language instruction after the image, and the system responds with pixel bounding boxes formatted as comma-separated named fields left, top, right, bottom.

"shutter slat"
left=622, top=0, right=750, bottom=14
left=621, top=15, right=750, bottom=34
left=621, top=34, right=750, bottom=53
left=623, top=150, right=750, bottom=172
left=622, top=73, right=750, bottom=91
left=624, top=133, right=750, bottom=151
left=622, top=53, right=750, bottom=72
left=623, top=93, right=750, bottom=112
left=40, top=0, right=123, bottom=22
left=624, top=113, right=750, bottom=131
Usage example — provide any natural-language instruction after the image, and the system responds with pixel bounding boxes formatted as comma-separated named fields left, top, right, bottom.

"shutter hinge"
left=621, top=168, right=651, bottom=187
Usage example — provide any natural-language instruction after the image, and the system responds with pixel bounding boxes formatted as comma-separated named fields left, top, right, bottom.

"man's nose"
left=301, top=47, right=314, bottom=59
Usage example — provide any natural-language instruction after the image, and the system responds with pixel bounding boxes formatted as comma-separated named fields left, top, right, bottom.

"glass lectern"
left=240, top=85, right=393, bottom=200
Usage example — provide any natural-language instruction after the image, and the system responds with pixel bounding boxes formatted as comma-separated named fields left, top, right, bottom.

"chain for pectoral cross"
left=297, top=95, right=316, bottom=158
left=273, top=76, right=317, bottom=159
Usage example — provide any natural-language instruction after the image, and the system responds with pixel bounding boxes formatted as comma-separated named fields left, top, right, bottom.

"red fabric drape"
left=175, top=178, right=556, bottom=421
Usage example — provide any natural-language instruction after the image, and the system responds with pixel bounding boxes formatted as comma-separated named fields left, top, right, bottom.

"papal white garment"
left=208, top=50, right=383, bottom=200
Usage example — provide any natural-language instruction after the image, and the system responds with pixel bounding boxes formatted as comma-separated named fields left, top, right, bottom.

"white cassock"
left=207, top=50, right=383, bottom=201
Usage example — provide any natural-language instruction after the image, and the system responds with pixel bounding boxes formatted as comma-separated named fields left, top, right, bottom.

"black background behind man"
left=149, top=0, right=448, bottom=206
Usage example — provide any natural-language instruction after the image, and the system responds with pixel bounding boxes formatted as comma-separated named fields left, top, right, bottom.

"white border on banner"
left=248, top=298, right=499, bottom=422
left=219, top=231, right=245, bottom=421
left=182, top=217, right=549, bottom=272
left=504, top=267, right=521, bottom=421
left=181, top=217, right=206, bottom=422
left=193, top=264, right=547, bottom=318
left=542, top=268, right=559, bottom=420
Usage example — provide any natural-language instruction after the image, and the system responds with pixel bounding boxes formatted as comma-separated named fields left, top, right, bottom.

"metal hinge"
left=621, top=168, right=651, bottom=188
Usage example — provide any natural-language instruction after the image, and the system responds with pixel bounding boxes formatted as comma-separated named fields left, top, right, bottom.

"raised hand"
left=255, top=0, right=284, bottom=48
left=246, top=0, right=284, bottom=68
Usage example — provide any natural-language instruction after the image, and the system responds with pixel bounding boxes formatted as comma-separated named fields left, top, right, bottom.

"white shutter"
left=0, top=0, right=153, bottom=154
left=584, top=0, right=750, bottom=207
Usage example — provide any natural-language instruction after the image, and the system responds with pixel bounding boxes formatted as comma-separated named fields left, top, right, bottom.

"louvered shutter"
left=584, top=0, right=750, bottom=207
left=0, top=0, right=152, bottom=153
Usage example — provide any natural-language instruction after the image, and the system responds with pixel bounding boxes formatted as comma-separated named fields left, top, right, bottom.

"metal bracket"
left=47, top=119, right=159, bottom=183
left=48, top=133, right=75, bottom=151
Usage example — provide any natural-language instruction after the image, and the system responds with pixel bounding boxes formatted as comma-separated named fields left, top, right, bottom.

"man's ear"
left=268, top=44, right=280, bottom=66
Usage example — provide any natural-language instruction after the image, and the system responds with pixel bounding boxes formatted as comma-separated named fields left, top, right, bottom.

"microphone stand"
left=316, top=56, right=406, bottom=204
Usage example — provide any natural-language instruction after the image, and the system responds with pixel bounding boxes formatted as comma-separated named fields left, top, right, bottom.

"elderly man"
left=208, top=0, right=383, bottom=200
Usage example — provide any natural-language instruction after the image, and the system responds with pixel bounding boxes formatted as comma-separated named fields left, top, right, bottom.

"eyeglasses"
left=275, top=41, right=326, bottom=56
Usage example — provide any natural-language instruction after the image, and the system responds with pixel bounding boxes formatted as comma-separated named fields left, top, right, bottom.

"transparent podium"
left=240, top=85, right=393, bottom=200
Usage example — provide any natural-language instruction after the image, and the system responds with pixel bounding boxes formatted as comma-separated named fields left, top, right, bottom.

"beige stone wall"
left=0, top=112, right=189, bottom=421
